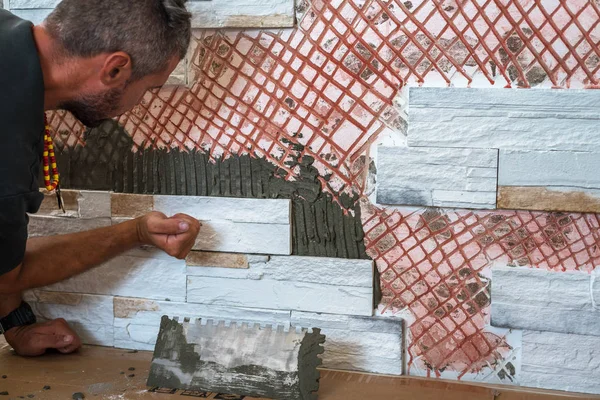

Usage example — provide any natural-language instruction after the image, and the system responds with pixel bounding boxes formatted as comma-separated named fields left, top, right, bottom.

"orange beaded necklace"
left=43, top=116, right=65, bottom=212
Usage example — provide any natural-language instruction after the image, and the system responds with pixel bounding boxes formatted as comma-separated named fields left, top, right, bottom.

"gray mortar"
left=298, top=328, right=325, bottom=400
left=54, top=121, right=369, bottom=261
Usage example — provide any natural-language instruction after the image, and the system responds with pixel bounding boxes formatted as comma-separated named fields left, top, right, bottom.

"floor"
left=0, top=338, right=597, bottom=400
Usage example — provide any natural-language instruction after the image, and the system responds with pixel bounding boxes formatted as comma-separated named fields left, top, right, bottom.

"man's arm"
left=1, top=219, right=139, bottom=295
left=0, top=211, right=200, bottom=356
left=0, top=211, right=199, bottom=295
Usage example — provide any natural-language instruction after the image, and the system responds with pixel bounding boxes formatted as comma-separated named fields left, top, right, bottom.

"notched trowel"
left=147, top=316, right=326, bottom=400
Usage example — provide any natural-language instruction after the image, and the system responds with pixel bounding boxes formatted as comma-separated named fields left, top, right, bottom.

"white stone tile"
left=152, top=196, right=291, bottom=254
left=113, top=321, right=156, bottom=351
left=291, top=311, right=401, bottom=334
left=153, top=195, right=290, bottom=224
left=187, top=276, right=373, bottom=316
left=493, top=303, right=600, bottom=337
left=263, top=256, right=373, bottom=287
left=379, top=188, right=433, bottom=206
left=9, top=0, right=296, bottom=28
left=492, top=266, right=592, bottom=309
left=186, top=257, right=373, bottom=315
left=193, top=220, right=291, bottom=255
left=9, top=0, right=59, bottom=7
left=188, top=0, right=295, bottom=28
left=491, top=266, right=599, bottom=336
left=317, top=329, right=402, bottom=375
left=291, top=311, right=403, bottom=375
left=379, top=146, right=498, bottom=168
left=113, top=297, right=291, bottom=350
left=467, top=167, right=497, bottom=178
left=8, top=8, right=50, bottom=24
left=376, top=146, right=497, bottom=209
left=78, top=191, right=111, bottom=219
left=499, top=150, right=600, bottom=188
left=592, top=270, right=600, bottom=306
left=24, top=290, right=114, bottom=347
left=247, top=255, right=270, bottom=263
left=521, top=330, right=600, bottom=395
left=187, top=262, right=266, bottom=280
left=42, top=251, right=187, bottom=302
left=408, top=87, right=600, bottom=151
left=431, top=190, right=497, bottom=209
left=323, top=353, right=403, bottom=376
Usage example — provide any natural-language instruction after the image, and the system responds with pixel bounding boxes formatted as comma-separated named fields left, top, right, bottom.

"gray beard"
left=58, top=87, right=123, bottom=128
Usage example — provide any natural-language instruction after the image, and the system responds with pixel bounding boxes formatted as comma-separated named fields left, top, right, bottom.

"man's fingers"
left=142, top=213, right=201, bottom=258
left=35, top=319, right=80, bottom=350
left=36, top=318, right=72, bottom=331
left=167, top=238, right=196, bottom=259
left=57, top=339, right=82, bottom=354
left=57, top=346, right=76, bottom=354
left=171, top=214, right=202, bottom=227
left=149, top=217, right=190, bottom=235
left=34, top=319, right=67, bottom=334
left=5, top=319, right=83, bottom=357
left=32, top=332, right=74, bottom=351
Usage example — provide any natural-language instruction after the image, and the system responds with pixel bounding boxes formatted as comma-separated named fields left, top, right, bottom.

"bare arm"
left=0, top=212, right=199, bottom=296
left=1, top=219, right=139, bottom=296
left=0, top=221, right=139, bottom=320
left=0, top=211, right=200, bottom=356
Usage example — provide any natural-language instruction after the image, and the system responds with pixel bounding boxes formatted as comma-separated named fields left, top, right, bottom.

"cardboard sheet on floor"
left=0, top=338, right=595, bottom=400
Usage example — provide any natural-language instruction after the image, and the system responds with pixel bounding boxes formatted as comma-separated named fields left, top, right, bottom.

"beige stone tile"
left=111, top=193, right=154, bottom=218
left=498, top=186, right=600, bottom=213
left=186, top=251, right=249, bottom=269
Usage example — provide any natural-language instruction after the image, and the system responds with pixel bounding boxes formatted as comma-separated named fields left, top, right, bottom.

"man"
left=0, top=0, right=201, bottom=356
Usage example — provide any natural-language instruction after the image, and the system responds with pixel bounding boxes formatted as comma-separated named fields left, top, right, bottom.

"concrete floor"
left=0, top=338, right=597, bottom=400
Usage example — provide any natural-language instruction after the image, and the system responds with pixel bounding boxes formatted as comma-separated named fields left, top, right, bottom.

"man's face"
left=59, top=56, right=180, bottom=128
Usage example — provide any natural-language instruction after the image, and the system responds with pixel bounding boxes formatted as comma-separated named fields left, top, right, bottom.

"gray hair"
left=45, top=0, right=191, bottom=81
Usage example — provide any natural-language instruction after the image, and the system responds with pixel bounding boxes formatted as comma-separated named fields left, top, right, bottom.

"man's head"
left=44, top=0, right=191, bottom=127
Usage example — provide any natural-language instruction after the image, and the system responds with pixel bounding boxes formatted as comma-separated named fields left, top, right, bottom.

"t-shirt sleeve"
left=0, top=193, right=40, bottom=276
left=0, top=222, right=27, bottom=275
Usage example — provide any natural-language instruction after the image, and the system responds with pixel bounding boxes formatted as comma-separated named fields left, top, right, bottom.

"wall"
left=4, top=0, right=297, bottom=27
left=28, top=189, right=403, bottom=375
left=13, top=0, right=600, bottom=395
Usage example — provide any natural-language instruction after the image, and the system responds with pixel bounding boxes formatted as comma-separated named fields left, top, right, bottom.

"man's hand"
left=4, top=318, right=82, bottom=356
left=136, top=211, right=201, bottom=259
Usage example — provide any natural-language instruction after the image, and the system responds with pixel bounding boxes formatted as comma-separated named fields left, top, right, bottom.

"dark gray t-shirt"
left=0, top=9, right=45, bottom=275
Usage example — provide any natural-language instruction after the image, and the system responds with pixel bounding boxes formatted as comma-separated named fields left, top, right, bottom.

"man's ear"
left=100, top=52, right=132, bottom=87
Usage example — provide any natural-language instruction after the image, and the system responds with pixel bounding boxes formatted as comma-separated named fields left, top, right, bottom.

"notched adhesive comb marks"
left=54, top=121, right=368, bottom=259
left=148, top=316, right=326, bottom=400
